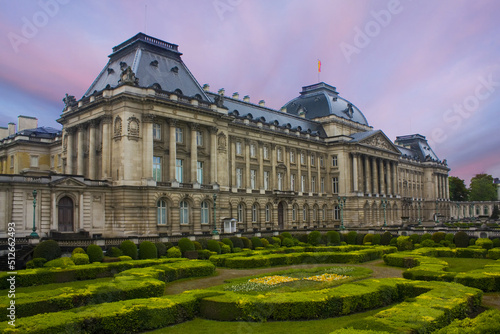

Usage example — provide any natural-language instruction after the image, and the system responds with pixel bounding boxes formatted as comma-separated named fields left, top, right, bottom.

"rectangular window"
left=175, top=127, right=183, bottom=143
left=196, top=131, right=203, bottom=146
left=300, top=153, right=305, bottom=165
left=236, top=141, right=242, bottom=155
left=201, top=202, right=209, bottom=224
left=30, top=155, right=39, bottom=168
left=277, top=172, right=283, bottom=190
left=197, top=161, right=203, bottom=184
left=250, top=169, right=256, bottom=189
left=311, top=176, right=316, bottom=193
left=50, top=155, right=55, bottom=169
left=10, top=155, right=14, bottom=168
left=153, top=156, right=162, bottom=181
left=264, top=171, right=270, bottom=190
left=277, top=148, right=282, bottom=162
left=332, top=177, right=339, bottom=194
left=153, top=123, right=161, bottom=140
left=320, top=177, right=325, bottom=193
left=58, top=154, right=62, bottom=167
left=263, top=146, right=269, bottom=159
left=311, top=155, right=315, bottom=166
left=320, top=156, right=324, bottom=167
left=301, top=175, right=306, bottom=192
left=250, top=144, right=256, bottom=157
left=175, top=159, right=183, bottom=182
left=332, top=155, right=338, bottom=167
left=236, top=168, right=243, bottom=188
left=290, top=174, right=296, bottom=191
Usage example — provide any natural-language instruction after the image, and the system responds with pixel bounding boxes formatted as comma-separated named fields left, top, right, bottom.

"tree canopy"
left=448, top=176, right=469, bottom=201
left=468, top=174, right=498, bottom=201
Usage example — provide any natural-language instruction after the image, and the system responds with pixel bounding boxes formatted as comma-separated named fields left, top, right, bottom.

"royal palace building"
left=0, top=33, right=456, bottom=239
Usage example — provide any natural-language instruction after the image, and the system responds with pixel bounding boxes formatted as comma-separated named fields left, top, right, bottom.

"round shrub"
left=107, top=247, right=123, bottom=257
left=71, top=253, right=90, bottom=265
left=372, top=234, right=381, bottom=245
left=167, top=246, right=182, bottom=258
left=363, top=234, right=374, bottom=245
left=493, top=238, right=500, bottom=248
left=307, top=231, right=322, bottom=246
left=346, top=231, right=357, bottom=245
left=476, top=238, right=493, bottom=250
left=421, top=233, right=432, bottom=241
left=389, top=237, right=398, bottom=247
left=281, top=232, right=293, bottom=239
left=26, top=258, right=47, bottom=269
left=221, top=244, right=231, bottom=254
left=409, top=234, right=421, bottom=244
left=207, top=239, right=222, bottom=254
left=260, top=238, right=269, bottom=248
left=193, top=241, right=203, bottom=250
left=221, top=238, right=234, bottom=252
left=139, top=241, right=158, bottom=259
left=432, top=232, right=446, bottom=244
left=326, top=231, right=341, bottom=245
left=230, top=237, right=244, bottom=249
left=397, top=236, right=413, bottom=251
left=240, top=237, right=252, bottom=249
left=380, top=232, right=392, bottom=246
left=119, top=255, right=133, bottom=261
left=164, top=242, right=174, bottom=250
left=282, top=237, right=294, bottom=247
left=87, top=244, right=104, bottom=263
left=454, top=231, right=469, bottom=248
left=271, top=237, right=281, bottom=247
left=120, top=240, right=138, bottom=260
left=356, top=233, right=366, bottom=245
left=33, top=240, right=61, bottom=261
left=469, top=238, right=476, bottom=246
left=72, top=247, right=85, bottom=255
left=44, top=257, right=75, bottom=268
left=251, top=237, right=263, bottom=249
left=155, top=242, right=167, bottom=257
left=421, top=239, right=436, bottom=247
left=178, top=238, right=195, bottom=254
left=445, top=233, right=454, bottom=243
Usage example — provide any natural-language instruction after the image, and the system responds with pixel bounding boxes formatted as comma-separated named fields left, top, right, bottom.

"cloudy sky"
left=1, top=0, right=499, bottom=185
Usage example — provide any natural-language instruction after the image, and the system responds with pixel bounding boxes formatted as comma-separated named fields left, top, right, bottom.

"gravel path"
left=164, top=259, right=404, bottom=295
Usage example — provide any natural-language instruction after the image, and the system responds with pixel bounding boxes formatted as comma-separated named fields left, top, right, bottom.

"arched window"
left=157, top=199, right=167, bottom=225
left=292, top=204, right=298, bottom=221
left=484, top=205, right=489, bottom=215
left=237, top=203, right=244, bottom=223
left=313, top=205, right=318, bottom=221
left=265, top=204, right=272, bottom=222
left=252, top=204, right=258, bottom=222
left=180, top=200, right=189, bottom=224
left=322, top=205, right=327, bottom=221
left=201, top=201, right=209, bottom=224
left=334, top=205, right=340, bottom=220
left=303, top=205, right=308, bottom=222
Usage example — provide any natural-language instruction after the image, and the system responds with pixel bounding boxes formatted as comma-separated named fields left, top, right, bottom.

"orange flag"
left=318, top=59, right=321, bottom=72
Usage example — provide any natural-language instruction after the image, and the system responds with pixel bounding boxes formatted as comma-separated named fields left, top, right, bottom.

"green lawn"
left=148, top=305, right=394, bottom=334
left=442, top=257, right=497, bottom=272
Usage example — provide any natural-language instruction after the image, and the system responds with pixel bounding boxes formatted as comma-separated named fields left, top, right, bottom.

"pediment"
left=359, top=132, right=400, bottom=154
left=49, top=176, right=87, bottom=188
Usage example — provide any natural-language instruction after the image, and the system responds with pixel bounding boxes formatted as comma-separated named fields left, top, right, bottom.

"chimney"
left=218, top=88, right=225, bottom=96
left=243, top=95, right=250, bottom=102
left=232, top=92, right=239, bottom=99
left=202, top=84, right=210, bottom=92
left=8, top=122, right=16, bottom=135
left=0, top=127, right=8, bottom=139
left=280, top=107, right=287, bottom=113
left=18, top=116, right=38, bottom=131
left=258, top=100, right=265, bottom=107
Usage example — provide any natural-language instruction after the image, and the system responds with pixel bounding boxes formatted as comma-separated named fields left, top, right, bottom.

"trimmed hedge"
left=434, top=309, right=500, bottom=333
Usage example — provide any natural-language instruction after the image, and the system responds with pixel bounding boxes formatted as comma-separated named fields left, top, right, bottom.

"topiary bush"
left=409, top=234, right=421, bottom=245
left=72, top=247, right=85, bottom=255
left=372, top=234, right=381, bottom=245
left=230, top=237, right=244, bottom=249
left=164, top=242, right=174, bottom=250
left=120, top=240, right=138, bottom=260
left=363, top=234, right=374, bottom=245
left=271, top=237, right=281, bottom=247
left=139, top=241, right=158, bottom=259
left=33, top=240, right=61, bottom=261
left=221, top=238, right=234, bottom=252
left=193, top=241, right=202, bottom=250
left=207, top=240, right=221, bottom=254
left=307, top=231, right=322, bottom=246
left=86, top=244, right=104, bottom=263
left=155, top=242, right=167, bottom=257
left=475, top=238, right=493, bottom=250
left=454, top=231, right=469, bottom=248
left=251, top=237, right=263, bottom=249
left=178, top=238, right=195, bottom=254
left=421, top=239, right=436, bottom=247
left=106, top=247, right=123, bottom=257
left=389, top=237, right=398, bottom=247
left=432, top=232, right=446, bottom=244
left=445, top=233, right=454, bottom=244
left=119, top=255, right=133, bottom=261
left=221, top=244, right=231, bottom=254
left=469, top=238, right=476, bottom=246
left=26, top=258, right=47, bottom=269
left=240, top=237, right=252, bottom=249
left=493, top=238, right=500, bottom=248
left=166, top=246, right=181, bottom=258
left=282, top=238, right=294, bottom=247
left=281, top=232, right=293, bottom=239
left=396, top=236, right=413, bottom=251
left=260, top=238, right=270, bottom=248
left=326, top=231, right=341, bottom=245
left=356, top=233, right=366, bottom=245
left=71, top=253, right=90, bottom=265
left=346, top=231, right=357, bottom=245
left=380, top=232, right=392, bottom=246
left=44, top=257, right=75, bottom=267
left=421, top=233, right=432, bottom=241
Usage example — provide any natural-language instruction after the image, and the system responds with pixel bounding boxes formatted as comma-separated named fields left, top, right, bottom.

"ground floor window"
left=157, top=199, right=167, bottom=225
left=180, top=200, right=189, bottom=224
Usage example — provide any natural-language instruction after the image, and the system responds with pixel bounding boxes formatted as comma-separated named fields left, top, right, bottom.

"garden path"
left=164, top=259, right=404, bottom=295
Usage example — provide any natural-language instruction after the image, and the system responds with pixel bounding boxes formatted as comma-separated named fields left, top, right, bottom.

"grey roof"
left=84, top=33, right=210, bottom=101
left=282, top=82, right=369, bottom=126
left=395, top=134, right=441, bottom=162
left=348, top=130, right=379, bottom=142
left=208, top=93, right=326, bottom=137
left=1, top=127, right=61, bottom=142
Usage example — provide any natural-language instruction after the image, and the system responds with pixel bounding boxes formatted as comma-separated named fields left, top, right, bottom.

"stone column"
left=88, top=120, right=97, bottom=179
left=271, top=144, right=276, bottom=189
left=210, top=127, right=218, bottom=184
left=352, top=153, right=358, bottom=192
left=386, top=161, right=392, bottom=195
left=307, top=151, right=311, bottom=193
left=101, top=116, right=112, bottom=179
left=168, top=119, right=177, bottom=181
left=190, top=123, right=198, bottom=183
left=364, top=155, right=371, bottom=194
left=445, top=174, right=449, bottom=199
left=379, top=159, right=385, bottom=195
left=245, top=139, right=250, bottom=189
left=258, top=141, right=264, bottom=189
left=142, top=114, right=154, bottom=180
left=297, top=151, right=302, bottom=193
left=66, top=127, right=75, bottom=174
left=285, top=147, right=291, bottom=190
left=434, top=173, right=439, bottom=199
left=372, top=158, right=378, bottom=195
left=77, top=124, right=85, bottom=176
left=317, top=154, right=321, bottom=193
left=230, top=139, right=236, bottom=187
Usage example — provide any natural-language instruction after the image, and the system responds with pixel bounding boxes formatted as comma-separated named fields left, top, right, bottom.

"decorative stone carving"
left=119, top=66, right=139, bottom=86
left=63, top=94, right=77, bottom=108
left=114, top=116, right=122, bottom=137
left=127, top=116, right=140, bottom=137
left=217, top=132, right=226, bottom=150
left=363, top=135, right=393, bottom=151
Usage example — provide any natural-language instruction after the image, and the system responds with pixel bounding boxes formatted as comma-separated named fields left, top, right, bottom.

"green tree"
left=448, top=176, right=469, bottom=201
left=469, top=174, right=497, bottom=201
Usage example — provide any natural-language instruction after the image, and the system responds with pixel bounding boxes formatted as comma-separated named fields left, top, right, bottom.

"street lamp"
left=212, top=193, right=218, bottom=235
left=30, top=190, right=39, bottom=238
left=381, top=197, right=388, bottom=227
left=338, top=196, right=347, bottom=230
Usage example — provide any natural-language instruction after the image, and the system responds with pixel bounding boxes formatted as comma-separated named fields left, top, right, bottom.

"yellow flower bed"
left=303, top=273, right=348, bottom=282
left=249, top=273, right=348, bottom=286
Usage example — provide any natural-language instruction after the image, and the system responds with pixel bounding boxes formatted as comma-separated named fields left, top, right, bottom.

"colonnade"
left=352, top=153, right=398, bottom=196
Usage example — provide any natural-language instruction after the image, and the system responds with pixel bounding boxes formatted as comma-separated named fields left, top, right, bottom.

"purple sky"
left=1, top=0, right=499, bottom=185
